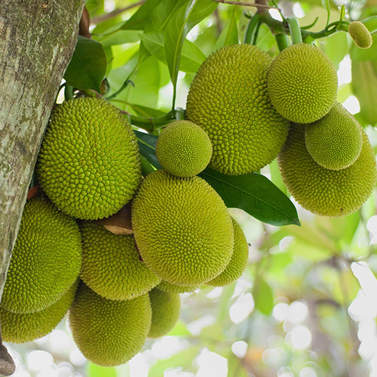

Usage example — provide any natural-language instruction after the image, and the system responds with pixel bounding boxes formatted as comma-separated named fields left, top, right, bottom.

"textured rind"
left=278, top=123, right=377, bottom=217
left=267, top=44, right=338, bottom=124
left=1, top=197, right=82, bottom=314
left=157, top=280, right=199, bottom=293
left=186, top=44, right=289, bottom=175
left=156, top=120, right=212, bottom=177
left=349, top=21, right=373, bottom=49
left=132, top=170, right=234, bottom=286
left=305, top=102, right=362, bottom=170
left=69, top=283, right=151, bottom=367
left=148, top=288, right=181, bottom=338
left=1, top=280, right=79, bottom=344
left=207, top=218, right=249, bottom=286
left=37, top=98, right=142, bottom=220
left=80, top=222, right=161, bottom=301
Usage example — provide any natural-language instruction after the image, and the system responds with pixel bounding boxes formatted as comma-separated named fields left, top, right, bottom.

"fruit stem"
left=244, top=13, right=261, bottom=44
left=287, top=17, right=302, bottom=44
left=130, top=110, right=179, bottom=133
left=275, top=33, right=289, bottom=51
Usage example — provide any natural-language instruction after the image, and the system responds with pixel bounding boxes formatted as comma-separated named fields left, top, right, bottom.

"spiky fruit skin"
left=69, top=283, right=151, bottom=367
left=267, top=44, right=338, bottom=124
left=1, top=280, right=78, bottom=344
left=207, top=218, right=249, bottom=286
left=304, top=102, right=362, bottom=170
left=148, top=288, right=181, bottom=338
left=37, top=98, right=142, bottom=220
left=349, top=21, right=373, bottom=49
left=156, top=120, right=212, bottom=177
left=1, top=197, right=82, bottom=314
left=132, top=170, right=234, bottom=286
left=186, top=44, right=289, bottom=175
left=157, top=281, right=199, bottom=293
left=278, top=123, right=377, bottom=217
left=79, top=222, right=161, bottom=301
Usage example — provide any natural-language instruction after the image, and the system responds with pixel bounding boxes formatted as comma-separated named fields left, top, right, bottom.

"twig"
left=91, top=0, right=145, bottom=25
left=212, top=0, right=272, bottom=9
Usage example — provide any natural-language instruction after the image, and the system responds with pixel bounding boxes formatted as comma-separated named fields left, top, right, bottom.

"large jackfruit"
left=132, top=170, right=234, bottom=286
left=278, top=123, right=377, bottom=217
left=1, top=280, right=78, bottom=344
left=304, top=102, right=362, bottom=170
left=186, top=44, right=289, bottom=175
left=37, top=98, right=142, bottom=220
left=267, top=43, right=338, bottom=124
left=1, top=197, right=82, bottom=314
left=79, top=222, right=160, bottom=301
left=69, top=282, right=151, bottom=367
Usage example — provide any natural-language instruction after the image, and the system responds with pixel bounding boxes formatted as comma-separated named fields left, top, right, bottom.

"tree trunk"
left=0, top=0, right=85, bottom=305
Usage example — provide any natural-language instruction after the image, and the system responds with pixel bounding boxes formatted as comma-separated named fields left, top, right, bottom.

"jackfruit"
left=305, top=102, right=362, bottom=170
left=186, top=44, right=289, bottom=175
left=132, top=170, right=234, bottom=286
left=1, top=280, right=78, bottom=344
left=349, top=21, right=373, bottom=49
left=1, top=197, right=82, bottom=314
left=278, top=123, right=377, bottom=217
left=80, top=222, right=161, bottom=301
left=207, top=218, right=249, bottom=286
left=148, top=288, right=181, bottom=338
left=157, top=281, right=199, bottom=294
left=267, top=43, right=338, bottom=124
left=37, top=98, right=141, bottom=220
left=156, top=120, right=212, bottom=177
left=69, top=282, right=151, bottom=367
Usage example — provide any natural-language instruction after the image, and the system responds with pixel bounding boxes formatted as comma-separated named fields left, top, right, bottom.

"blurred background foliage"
left=7, top=0, right=377, bottom=376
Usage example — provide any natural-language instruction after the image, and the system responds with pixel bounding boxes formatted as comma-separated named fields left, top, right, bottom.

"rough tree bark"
left=0, top=0, right=85, bottom=354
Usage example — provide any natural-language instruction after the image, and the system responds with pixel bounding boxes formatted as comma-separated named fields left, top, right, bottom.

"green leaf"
left=164, top=0, right=218, bottom=104
left=97, top=29, right=140, bottom=47
left=134, top=131, right=162, bottom=169
left=85, top=0, right=104, bottom=17
left=254, top=278, right=273, bottom=315
left=128, top=103, right=166, bottom=118
left=120, top=0, right=161, bottom=30
left=351, top=33, right=377, bottom=62
left=320, top=31, right=348, bottom=70
left=148, top=0, right=188, bottom=32
left=64, top=36, right=107, bottom=93
left=141, top=31, right=206, bottom=73
left=199, top=169, right=300, bottom=226
left=256, top=24, right=276, bottom=53
left=352, top=60, right=377, bottom=126
left=88, top=363, right=116, bottom=377
left=214, top=6, right=240, bottom=49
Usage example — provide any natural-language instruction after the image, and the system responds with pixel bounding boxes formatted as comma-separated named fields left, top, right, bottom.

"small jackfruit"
left=267, top=43, right=338, bottom=124
left=69, top=282, right=151, bottom=367
left=1, top=197, right=82, bottom=314
left=305, top=102, right=362, bottom=170
left=37, top=98, right=142, bottom=220
left=186, top=44, right=289, bottom=175
left=278, top=123, right=377, bottom=217
left=148, top=288, right=181, bottom=338
left=156, top=120, right=212, bottom=177
left=1, top=280, right=78, bottom=344
left=207, top=218, right=249, bottom=287
left=79, top=222, right=161, bottom=301
left=157, top=281, right=199, bottom=294
left=349, top=21, right=373, bottom=49
left=132, top=170, right=234, bottom=286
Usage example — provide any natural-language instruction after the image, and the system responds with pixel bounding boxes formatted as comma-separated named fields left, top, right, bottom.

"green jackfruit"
left=305, top=102, right=362, bottom=170
left=80, top=222, right=160, bottom=301
left=1, top=197, right=82, bottom=314
left=156, top=120, right=212, bottom=177
left=278, top=123, right=377, bottom=217
left=37, top=98, right=141, bottom=220
left=69, top=282, right=151, bottom=367
left=148, top=288, right=181, bottom=338
left=207, top=218, right=249, bottom=286
left=1, top=280, right=78, bottom=344
left=132, top=170, right=234, bottom=286
left=186, top=44, right=289, bottom=175
left=267, top=43, right=338, bottom=124
left=349, top=21, right=373, bottom=49
left=157, top=281, right=199, bottom=294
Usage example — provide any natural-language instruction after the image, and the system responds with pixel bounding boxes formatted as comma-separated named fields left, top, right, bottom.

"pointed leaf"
left=214, top=6, right=240, bottom=49
left=134, top=131, right=162, bottom=169
left=148, top=0, right=188, bottom=32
